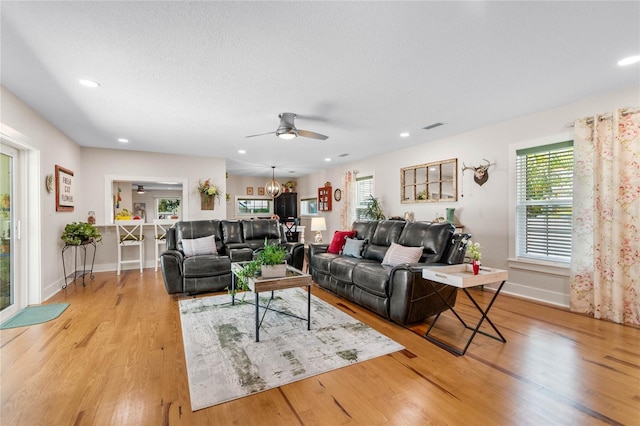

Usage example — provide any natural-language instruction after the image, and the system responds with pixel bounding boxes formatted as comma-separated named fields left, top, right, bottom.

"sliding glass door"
left=0, top=144, right=18, bottom=315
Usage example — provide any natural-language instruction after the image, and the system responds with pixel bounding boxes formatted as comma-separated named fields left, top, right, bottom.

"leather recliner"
left=309, top=220, right=470, bottom=325
left=160, top=219, right=304, bottom=295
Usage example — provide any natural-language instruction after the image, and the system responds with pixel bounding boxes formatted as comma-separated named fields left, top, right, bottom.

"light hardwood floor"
left=1, top=269, right=638, bottom=425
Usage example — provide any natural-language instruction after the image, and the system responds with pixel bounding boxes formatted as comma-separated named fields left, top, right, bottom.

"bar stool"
left=115, top=220, right=144, bottom=275
left=153, top=219, right=178, bottom=271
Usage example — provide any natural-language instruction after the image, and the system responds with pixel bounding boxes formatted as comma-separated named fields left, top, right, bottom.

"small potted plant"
left=165, top=200, right=180, bottom=219
left=234, top=259, right=260, bottom=293
left=257, top=238, right=288, bottom=278
left=467, top=240, right=482, bottom=275
left=61, top=222, right=102, bottom=246
left=363, top=195, right=386, bottom=220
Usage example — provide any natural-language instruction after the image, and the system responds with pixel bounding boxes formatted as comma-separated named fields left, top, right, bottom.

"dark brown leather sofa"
left=309, top=220, right=470, bottom=325
left=160, top=219, right=304, bottom=295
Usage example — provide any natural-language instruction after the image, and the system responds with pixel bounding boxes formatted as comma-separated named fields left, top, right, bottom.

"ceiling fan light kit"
left=246, top=112, right=329, bottom=140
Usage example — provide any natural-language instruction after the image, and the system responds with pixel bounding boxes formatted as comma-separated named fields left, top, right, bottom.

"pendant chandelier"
left=264, top=166, right=283, bottom=198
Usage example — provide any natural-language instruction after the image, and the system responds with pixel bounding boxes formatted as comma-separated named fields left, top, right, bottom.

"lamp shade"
left=310, top=217, right=326, bottom=232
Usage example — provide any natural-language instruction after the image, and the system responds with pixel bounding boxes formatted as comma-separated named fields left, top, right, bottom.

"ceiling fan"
left=246, top=112, right=329, bottom=140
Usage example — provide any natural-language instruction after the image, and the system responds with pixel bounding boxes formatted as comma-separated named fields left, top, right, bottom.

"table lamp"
left=310, top=217, right=326, bottom=243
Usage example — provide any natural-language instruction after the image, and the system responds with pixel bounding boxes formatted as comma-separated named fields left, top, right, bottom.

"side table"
left=421, top=264, right=508, bottom=356
left=61, top=241, right=97, bottom=288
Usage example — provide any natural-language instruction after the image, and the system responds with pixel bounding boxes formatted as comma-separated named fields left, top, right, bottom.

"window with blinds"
left=355, top=175, right=374, bottom=220
left=515, top=141, right=573, bottom=261
left=236, top=198, right=272, bottom=215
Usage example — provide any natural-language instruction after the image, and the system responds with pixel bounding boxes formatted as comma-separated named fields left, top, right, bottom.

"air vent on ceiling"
left=422, top=122, right=444, bottom=130
left=338, top=153, right=349, bottom=157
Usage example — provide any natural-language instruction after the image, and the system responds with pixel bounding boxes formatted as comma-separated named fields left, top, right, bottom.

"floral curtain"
left=341, top=171, right=357, bottom=229
left=570, top=108, right=640, bottom=326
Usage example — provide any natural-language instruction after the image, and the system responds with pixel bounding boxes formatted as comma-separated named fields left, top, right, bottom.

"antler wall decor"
left=462, top=159, right=492, bottom=185
left=460, top=159, right=493, bottom=197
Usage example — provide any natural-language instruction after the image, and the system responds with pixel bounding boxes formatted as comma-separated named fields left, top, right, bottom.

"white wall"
left=80, top=147, right=226, bottom=271
left=297, top=87, right=639, bottom=306
left=2, top=82, right=637, bottom=305
left=1, top=86, right=83, bottom=302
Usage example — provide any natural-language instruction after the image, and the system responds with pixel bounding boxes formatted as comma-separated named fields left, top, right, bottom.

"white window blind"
left=516, top=141, right=573, bottom=261
left=356, top=175, right=374, bottom=219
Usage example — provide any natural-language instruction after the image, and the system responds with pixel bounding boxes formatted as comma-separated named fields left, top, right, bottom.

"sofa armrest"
left=160, top=249, right=184, bottom=294
left=281, top=242, right=304, bottom=270
left=308, top=243, right=329, bottom=258
left=387, top=264, right=458, bottom=324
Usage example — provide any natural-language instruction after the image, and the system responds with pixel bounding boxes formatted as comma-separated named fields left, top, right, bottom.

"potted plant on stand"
left=61, top=222, right=102, bottom=246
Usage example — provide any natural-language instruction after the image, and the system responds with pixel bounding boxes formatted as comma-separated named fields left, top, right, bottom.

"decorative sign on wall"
left=55, top=165, right=74, bottom=212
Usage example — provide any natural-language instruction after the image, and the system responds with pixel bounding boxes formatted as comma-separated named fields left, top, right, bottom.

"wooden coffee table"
left=421, top=264, right=508, bottom=356
left=231, top=263, right=312, bottom=342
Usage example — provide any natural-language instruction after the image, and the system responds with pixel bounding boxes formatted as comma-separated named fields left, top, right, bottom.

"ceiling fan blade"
left=297, top=129, right=329, bottom=140
left=245, top=131, right=276, bottom=138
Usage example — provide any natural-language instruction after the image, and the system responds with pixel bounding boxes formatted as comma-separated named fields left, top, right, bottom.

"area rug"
left=179, top=288, right=403, bottom=411
left=0, top=303, right=69, bottom=329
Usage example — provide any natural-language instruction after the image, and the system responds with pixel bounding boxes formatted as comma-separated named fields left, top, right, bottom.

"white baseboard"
left=483, top=280, right=569, bottom=308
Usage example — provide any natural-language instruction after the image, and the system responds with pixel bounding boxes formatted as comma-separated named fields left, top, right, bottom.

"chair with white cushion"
left=116, top=220, right=145, bottom=275
left=153, top=219, right=178, bottom=271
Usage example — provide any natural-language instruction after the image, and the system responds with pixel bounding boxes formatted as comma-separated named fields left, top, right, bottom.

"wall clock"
left=45, top=174, right=54, bottom=193
left=334, top=188, right=342, bottom=201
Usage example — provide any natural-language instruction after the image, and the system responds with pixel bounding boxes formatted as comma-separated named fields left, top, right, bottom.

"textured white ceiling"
left=1, top=1, right=639, bottom=178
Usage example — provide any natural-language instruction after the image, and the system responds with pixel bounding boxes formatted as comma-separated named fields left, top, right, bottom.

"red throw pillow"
left=327, top=230, right=357, bottom=254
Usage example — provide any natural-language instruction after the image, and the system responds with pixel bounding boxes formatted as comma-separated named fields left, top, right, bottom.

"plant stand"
left=61, top=240, right=97, bottom=288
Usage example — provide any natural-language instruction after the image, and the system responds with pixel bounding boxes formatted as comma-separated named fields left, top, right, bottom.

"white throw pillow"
left=382, top=242, right=423, bottom=266
left=182, top=235, right=218, bottom=257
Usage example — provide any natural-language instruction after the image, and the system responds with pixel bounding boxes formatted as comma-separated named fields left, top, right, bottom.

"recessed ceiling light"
left=324, top=158, right=331, bottom=162
left=617, top=55, right=640, bottom=66
left=238, top=149, right=246, bottom=154
left=79, top=79, right=100, bottom=88
left=400, top=132, right=410, bottom=138
left=117, top=138, right=129, bottom=143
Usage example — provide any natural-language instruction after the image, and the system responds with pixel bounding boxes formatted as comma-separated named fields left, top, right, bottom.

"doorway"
left=0, top=143, right=19, bottom=318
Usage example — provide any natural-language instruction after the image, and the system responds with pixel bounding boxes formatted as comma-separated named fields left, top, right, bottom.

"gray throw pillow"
left=342, top=238, right=366, bottom=258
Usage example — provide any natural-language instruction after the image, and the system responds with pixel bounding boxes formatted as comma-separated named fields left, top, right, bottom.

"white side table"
left=422, top=264, right=508, bottom=356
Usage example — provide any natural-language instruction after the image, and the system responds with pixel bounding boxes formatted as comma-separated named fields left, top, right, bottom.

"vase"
left=446, top=208, right=455, bottom=224
left=201, top=194, right=215, bottom=210
left=472, top=260, right=480, bottom=275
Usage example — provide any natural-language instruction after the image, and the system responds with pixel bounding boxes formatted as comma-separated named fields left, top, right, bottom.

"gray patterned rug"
left=179, top=288, right=404, bottom=411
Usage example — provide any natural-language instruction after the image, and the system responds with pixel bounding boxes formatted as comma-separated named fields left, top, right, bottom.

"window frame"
left=300, top=196, right=318, bottom=216
left=508, top=133, right=574, bottom=272
left=156, top=197, right=181, bottom=220
left=235, top=196, right=273, bottom=217
left=355, top=174, right=374, bottom=220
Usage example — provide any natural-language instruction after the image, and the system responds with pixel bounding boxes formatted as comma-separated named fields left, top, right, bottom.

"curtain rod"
left=565, top=107, right=639, bottom=128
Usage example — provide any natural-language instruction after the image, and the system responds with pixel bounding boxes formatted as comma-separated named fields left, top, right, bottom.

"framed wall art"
left=55, top=165, right=75, bottom=212
left=246, top=187, right=254, bottom=195
left=258, top=187, right=265, bottom=195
